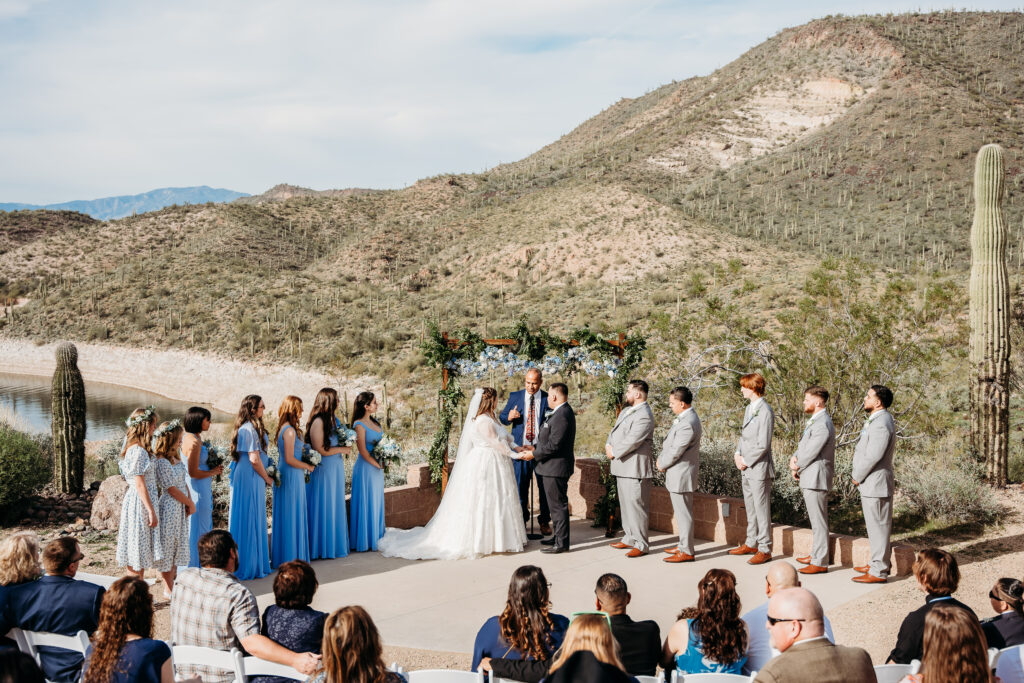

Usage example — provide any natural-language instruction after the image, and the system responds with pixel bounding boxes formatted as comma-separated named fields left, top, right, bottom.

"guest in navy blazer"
left=1, top=537, right=104, bottom=683
left=499, top=369, right=551, bottom=532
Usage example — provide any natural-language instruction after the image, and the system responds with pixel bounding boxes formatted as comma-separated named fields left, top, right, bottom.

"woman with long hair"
left=472, top=565, right=569, bottom=673
left=900, top=603, right=993, bottom=683
left=349, top=391, right=386, bottom=552
left=82, top=576, right=199, bottom=683
left=151, top=420, right=193, bottom=595
left=305, top=388, right=352, bottom=560
left=309, top=605, right=404, bottom=683
left=182, top=406, right=222, bottom=568
left=272, top=396, right=313, bottom=567
left=663, top=568, right=747, bottom=674
left=545, top=614, right=629, bottom=677
left=229, top=394, right=272, bottom=580
left=117, top=407, right=159, bottom=579
left=982, top=577, right=1024, bottom=649
left=0, top=531, right=42, bottom=586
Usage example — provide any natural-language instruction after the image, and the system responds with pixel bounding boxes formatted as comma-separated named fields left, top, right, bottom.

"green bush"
left=897, top=455, right=1000, bottom=525
left=697, top=441, right=743, bottom=498
left=0, top=422, right=52, bottom=508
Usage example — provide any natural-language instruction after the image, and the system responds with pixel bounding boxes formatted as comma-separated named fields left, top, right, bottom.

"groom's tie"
left=525, top=395, right=535, bottom=443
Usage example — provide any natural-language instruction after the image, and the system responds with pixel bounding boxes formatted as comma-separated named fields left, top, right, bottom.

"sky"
left=1, top=0, right=1022, bottom=204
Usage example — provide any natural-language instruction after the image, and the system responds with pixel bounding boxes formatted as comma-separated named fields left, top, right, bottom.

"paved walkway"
left=243, top=519, right=888, bottom=653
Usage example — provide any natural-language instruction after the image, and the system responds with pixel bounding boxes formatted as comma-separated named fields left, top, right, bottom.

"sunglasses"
left=766, top=615, right=806, bottom=626
left=571, top=611, right=612, bottom=628
left=990, top=591, right=1000, bottom=600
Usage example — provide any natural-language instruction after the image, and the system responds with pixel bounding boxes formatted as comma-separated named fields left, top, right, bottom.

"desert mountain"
left=0, top=186, right=250, bottom=220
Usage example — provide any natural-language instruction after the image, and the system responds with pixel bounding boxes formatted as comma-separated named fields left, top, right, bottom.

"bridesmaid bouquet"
left=374, top=435, right=403, bottom=475
left=266, top=458, right=282, bottom=487
left=301, top=444, right=322, bottom=483
left=334, top=418, right=357, bottom=447
left=203, top=440, right=224, bottom=482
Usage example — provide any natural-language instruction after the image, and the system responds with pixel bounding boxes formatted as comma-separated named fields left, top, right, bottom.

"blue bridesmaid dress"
left=349, top=420, right=385, bottom=552
left=229, top=422, right=271, bottom=580
left=271, top=426, right=310, bottom=567
left=307, top=418, right=349, bottom=559
left=186, top=441, right=213, bottom=568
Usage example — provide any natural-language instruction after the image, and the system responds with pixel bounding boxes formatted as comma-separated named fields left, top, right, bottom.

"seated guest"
left=888, top=548, right=977, bottom=664
left=0, top=537, right=103, bottom=683
left=473, top=566, right=569, bottom=674
left=0, top=531, right=42, bottom=586
left=250, top=560, right=326, bottom=683
left=594, top=574, right=660, bottom=676
left=309, top=605, right=404, bottom=682
left=83, top=576, right=199, bottom=683
left=742, top=562, right=835, bottom=674
left=753, top=588, right=873, bottom=683
left=900, top=603, right=994, bottom=683
left=662, top=568, right=747, bottom=675
left=543, top=614, right=637, bottom=683
left=170, top=530, right=320, bottom=683
left=0, top=648, right=45, bottom=683
left=982, top=577, right=1024, bottom=649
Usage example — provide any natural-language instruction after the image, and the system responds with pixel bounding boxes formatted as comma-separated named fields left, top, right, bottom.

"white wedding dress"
left=378, top=390, right=528, bottom=560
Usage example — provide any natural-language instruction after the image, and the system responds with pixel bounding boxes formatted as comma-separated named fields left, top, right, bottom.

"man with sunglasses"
left=753, top=588, right=873, bottom=682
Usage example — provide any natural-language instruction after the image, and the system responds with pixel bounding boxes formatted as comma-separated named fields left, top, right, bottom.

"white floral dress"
left=154, top=458, right=191, bottom=571
left=116, top=445, right=159, bottom=570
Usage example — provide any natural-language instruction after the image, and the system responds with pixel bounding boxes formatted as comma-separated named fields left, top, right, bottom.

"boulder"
left=90, top=475, right=127, bottom=531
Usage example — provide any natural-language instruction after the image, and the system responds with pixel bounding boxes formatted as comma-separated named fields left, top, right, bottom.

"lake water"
left=0, top=372, right=231, bottom=441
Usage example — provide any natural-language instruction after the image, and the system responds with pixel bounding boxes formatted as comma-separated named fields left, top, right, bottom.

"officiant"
left=500, top=368, right=552, bottom=535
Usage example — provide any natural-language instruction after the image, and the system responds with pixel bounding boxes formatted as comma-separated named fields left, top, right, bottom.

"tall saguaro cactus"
left=52, top=342, right=86, bottom=493
left=969, top=144, right=1010, bottom=487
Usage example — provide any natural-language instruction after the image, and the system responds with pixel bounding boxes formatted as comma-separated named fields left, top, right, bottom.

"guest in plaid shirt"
left=170, top=530, right=320, bottom=683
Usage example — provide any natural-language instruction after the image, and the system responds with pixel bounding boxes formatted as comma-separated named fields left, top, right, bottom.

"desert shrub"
left=897, top=455, right=1000, bottom=525
left=697, top=441, right=742, bottom=498
left=87, top=439, right=123, bottom=482
left=0, top=422, right=51, bottom=508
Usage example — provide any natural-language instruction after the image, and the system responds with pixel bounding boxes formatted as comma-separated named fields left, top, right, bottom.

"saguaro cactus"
left=52, top=342, right=86, bottom=493
left=969, top=144, right=1010, bottom=486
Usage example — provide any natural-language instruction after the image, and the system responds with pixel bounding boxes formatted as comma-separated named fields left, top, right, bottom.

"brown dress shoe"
left=854, top=565, right=871, bottom=574
left=540, top=523, right=553, bottom=535
left=663, top=547, right=679, bottom=554
left=728, top=545, right=757, bottom=555
left=664, top=552, right=695, bottom=563
left=852, top=574, right=887, bottom=584
left=798, top=564, right=828, bottom=575
left=625, top=548, right=647, bottom=558
left=610, top=542, right=631, bottom=549
left=748, top=551, right=772, bottom=565
left=795, top=556, right=811, bottom=565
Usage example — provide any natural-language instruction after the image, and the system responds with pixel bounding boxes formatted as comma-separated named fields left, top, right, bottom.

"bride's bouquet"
left=374, top=435, right=403, bottom=475
left=203, top=440, right=225, bottom=482
left=334, top=418, right=357, bottom=448
left=266, top=457, right=282, bottom=487
left=301, top=443, right=322, bottom=483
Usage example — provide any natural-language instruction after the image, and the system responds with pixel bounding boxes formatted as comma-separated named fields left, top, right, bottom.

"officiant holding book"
left=500, top=368, right=551, bottom=535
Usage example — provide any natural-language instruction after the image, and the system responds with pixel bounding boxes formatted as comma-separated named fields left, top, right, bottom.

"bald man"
left=753, top=588, right=874, bottom=683
left=741, top=563, right=834, bottom=675
left=500, top=368, right=551, bottom=533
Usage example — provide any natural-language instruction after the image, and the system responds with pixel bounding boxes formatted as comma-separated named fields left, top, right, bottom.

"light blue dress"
left=272, top=426, right=310, bottom=567
left=307, top=417, right=349, bottom=560
left=229, top=422, right=271, bottom=580
left=349, top=419, right=384, bottom=552
left=186, top=441, right=213, bottom=568
left=675, top=619, right=747, bottom=675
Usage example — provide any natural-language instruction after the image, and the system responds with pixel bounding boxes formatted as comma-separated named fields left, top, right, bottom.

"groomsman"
left=789, top=386, right=836, bottom=575
left=657, top=386, right=702, bottom=564
left=500, top=368, right=551, bottom=534
left=606, top=380, right=655, bottom=558
left=851, top=385, right=896, bottom=584
left=729, top=372, right=775, bottom=565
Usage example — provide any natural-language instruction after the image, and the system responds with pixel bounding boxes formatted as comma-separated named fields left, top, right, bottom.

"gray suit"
left=656, top=408, right=702, bottom=555
left=851, top=409, right=896, bottom=578
left=794, top=410, right=835, bottom=567
left=608, top=402, right=655, bottom=552
left=737, top=398, right=774, bottom=553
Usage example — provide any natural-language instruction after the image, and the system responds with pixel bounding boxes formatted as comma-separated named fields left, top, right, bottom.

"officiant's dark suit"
left=533, top=386, right=576, bottom=553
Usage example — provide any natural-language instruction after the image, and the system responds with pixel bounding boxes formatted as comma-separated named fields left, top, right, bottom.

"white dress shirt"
left=523, top=391, right=542, bottom=446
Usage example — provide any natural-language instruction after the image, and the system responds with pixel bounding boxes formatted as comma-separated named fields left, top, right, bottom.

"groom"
left=530, top=382, right=576, bottom=554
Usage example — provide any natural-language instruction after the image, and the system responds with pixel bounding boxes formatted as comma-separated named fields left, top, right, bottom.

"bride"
left=378, top=387, right=532, bottom=560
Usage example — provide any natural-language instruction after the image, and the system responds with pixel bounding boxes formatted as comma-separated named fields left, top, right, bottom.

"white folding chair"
left=634, top=674, right=665, bottom=683
left=675, top=674, right=750, bottom=682
left=171, top=645, right=245, bottom=683
left=241, top=655, right=306, bottom=680
left=873, top=663, right=915, bottom=683
left=405, top=670, right=484, bottom=682
left=19, top=629, right=91, bottom=683
left=996, top=644, right=1024, bottom=683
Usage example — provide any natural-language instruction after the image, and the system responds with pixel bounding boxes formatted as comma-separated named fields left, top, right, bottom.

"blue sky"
left=1, top=0, right=1021, bottom=204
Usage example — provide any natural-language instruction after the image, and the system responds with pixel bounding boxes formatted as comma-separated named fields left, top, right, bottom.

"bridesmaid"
left=272, top=396, right=314, bottom=567
left=349, top=391, right=385, bottom=552
left=116, top=407, right=159, bottom=580
left=306, top=388, right=352, bottom=560
left=152, top=420, right=194, bottom=596
left=229, top=394, right=272, bottom=580
left=182, top=407, right=223, bottom=568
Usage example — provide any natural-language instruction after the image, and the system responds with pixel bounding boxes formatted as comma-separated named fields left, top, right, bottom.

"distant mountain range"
left=0, top=186, right=250, bottom=220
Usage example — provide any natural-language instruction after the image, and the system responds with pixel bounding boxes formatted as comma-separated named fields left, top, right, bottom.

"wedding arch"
left=420, top=319, right=647, bottom=489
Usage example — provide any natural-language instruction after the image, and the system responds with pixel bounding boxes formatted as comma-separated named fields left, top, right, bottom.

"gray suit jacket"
left=851, top=409, right=896, bottom=498
left=794, top=410, right=835, bottom=491
left=753, top=639, right=875, bottom=683
left=656, top=408, right=701, bottom=493
left=737, top=398, right=775, bottom=482
left=607, top=402, right=655, bottom=479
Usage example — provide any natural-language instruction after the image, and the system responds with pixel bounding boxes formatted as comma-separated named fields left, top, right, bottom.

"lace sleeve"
left=476, top=417, right=519, bottom=459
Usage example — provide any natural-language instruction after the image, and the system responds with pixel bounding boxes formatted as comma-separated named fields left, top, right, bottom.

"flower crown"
left=152, top=419, right=182, bottom=439
left=126, top=405, right=157, bottom=429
